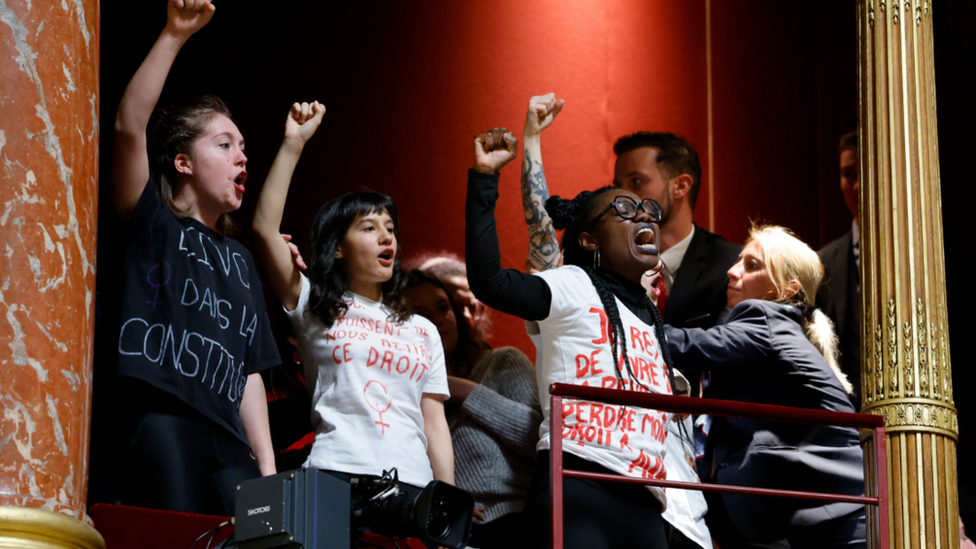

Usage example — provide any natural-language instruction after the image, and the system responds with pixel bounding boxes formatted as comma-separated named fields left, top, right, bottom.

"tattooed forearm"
left=521, top=156, right=543, bottom=224
left=521, top=149, right=560, bottom=271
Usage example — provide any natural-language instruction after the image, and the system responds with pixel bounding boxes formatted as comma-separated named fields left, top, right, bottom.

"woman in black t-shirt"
left=98, top=0, right=280, bottom=516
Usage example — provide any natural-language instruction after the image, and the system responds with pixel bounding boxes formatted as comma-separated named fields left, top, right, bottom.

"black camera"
left=234, top=469, right=473, bottom=549
left=351, top=469, right=472, bottom=546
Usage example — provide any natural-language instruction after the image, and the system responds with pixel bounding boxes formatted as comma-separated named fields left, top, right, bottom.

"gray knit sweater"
left=448, top=347, right=541, bottom=522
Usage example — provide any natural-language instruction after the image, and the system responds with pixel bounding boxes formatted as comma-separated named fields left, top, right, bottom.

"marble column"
left=857, top=1, right=959, bottom=548
left=0, top=0, right=103, bottom=547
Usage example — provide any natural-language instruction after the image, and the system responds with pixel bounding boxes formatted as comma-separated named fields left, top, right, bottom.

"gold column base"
left=0, top=507, right=104, bottom=549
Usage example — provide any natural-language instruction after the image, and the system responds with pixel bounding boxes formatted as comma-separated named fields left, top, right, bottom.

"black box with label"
left=235, top=469, right=351, bottom=549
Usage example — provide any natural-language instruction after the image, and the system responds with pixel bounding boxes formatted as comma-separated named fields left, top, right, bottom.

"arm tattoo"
left=521, top=149, right=560, bottom=270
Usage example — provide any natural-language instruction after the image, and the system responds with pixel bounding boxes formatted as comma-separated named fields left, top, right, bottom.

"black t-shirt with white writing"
left=114, top=182, right=280, bottom=444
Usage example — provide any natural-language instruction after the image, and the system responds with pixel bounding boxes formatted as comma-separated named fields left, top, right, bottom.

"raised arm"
left=465, top=129, right=552, bottom=321
left=521, top=94, right=564, bottom=272
left=252, top=102, right=326, bottom=311
left=111, top=0, right=215, bottom=219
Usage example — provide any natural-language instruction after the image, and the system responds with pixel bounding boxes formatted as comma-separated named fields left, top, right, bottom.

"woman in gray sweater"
left=406, top=271, right=540, bottom=548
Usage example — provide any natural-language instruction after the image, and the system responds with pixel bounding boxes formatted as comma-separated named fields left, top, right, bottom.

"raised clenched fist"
left=523, top=93, right=565, bottom=138
left=284, top=101, right=326, bottom=148
left=473, top=128, right=518, bottom=175
left=165, top=0, right=216, bottom=38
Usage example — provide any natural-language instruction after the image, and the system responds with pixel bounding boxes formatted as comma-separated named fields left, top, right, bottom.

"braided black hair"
left=580, top=266, right=678, bottom=396
left=644, top=286, right=694, bottom=454
left=581, top=266, right=647, bottom=392
left=546, top=187, right=614, bottom=269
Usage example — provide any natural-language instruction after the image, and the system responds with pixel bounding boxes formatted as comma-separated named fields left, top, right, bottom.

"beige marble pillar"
left=857, top=1, right=959, bottom=548
left=0, top=0, right=104, bottom=547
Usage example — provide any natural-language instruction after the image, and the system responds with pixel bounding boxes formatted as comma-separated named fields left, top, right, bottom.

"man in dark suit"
left=817, top=131, right=861, bottom=409
left=612, top=132, right=742, bottom=330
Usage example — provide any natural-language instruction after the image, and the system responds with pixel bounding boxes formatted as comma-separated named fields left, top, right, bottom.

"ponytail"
left=747, top=223, right=854, bottom=395
left=804, top=307, right=853, bottom=395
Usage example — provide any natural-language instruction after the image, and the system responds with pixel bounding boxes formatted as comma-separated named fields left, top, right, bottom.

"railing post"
left=551, top=395, right=564, bottom=549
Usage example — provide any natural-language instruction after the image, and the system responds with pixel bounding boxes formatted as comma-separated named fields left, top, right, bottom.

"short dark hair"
left=613, top=132, right=702, bottom=210
left=149, top=95, right=236, bottom=234
left=307, top=191, right=410, bottom=328
left=838, top=130, right=857, bottom=155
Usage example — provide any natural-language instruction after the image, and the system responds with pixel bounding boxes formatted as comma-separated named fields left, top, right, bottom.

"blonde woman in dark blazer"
left=665, top=225, right=865, bottom=549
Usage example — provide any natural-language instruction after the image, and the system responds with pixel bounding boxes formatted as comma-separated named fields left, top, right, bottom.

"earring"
left=593, top=246, right=601, bottom=270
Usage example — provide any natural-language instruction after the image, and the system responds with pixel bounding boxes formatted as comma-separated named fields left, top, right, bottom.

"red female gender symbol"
left=363, top=380, right=393, bottom=434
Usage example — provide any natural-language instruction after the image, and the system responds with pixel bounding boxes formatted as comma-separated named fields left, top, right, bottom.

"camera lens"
left=425, top=497, right=451, bottom=539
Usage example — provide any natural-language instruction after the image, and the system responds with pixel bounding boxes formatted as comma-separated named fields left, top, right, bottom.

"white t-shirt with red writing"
left=532, top=266, right=673, bottom=507
left=286, top=274, right=450, bottom=487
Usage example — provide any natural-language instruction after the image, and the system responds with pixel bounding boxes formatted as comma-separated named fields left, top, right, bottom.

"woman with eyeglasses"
left=465, top=128, right=677, bottom=549
left=665, top=225, right=865, bottom=549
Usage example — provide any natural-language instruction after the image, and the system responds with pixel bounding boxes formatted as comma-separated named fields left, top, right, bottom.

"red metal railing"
left=549, top=383, right=888, bottom=549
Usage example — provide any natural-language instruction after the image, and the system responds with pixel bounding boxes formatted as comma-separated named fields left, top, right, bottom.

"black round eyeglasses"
left=588, top=196, right=663, bottom=227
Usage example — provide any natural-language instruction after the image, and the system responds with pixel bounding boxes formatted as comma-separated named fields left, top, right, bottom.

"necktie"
left=651, top=274, right=668, bottom=317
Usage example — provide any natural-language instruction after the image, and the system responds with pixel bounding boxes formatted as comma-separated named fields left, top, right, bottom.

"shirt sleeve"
left=534, top=267, right=597, bottom=324
left=284, top=273, right=311, bottom=325
left=419, top=316, right=451, bottom=398
left=664, top=301, right=773, bottom=375
left=118, top=178, right=163, bottom=231
left=465, top=169, right=552, bottom=321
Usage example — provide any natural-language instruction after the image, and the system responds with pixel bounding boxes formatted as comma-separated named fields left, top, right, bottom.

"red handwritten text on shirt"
left=629, top=449, right=667, bottom=479
left=366, top=347, right=430, bottom=383
left=575, top=349, right=605, bottom=378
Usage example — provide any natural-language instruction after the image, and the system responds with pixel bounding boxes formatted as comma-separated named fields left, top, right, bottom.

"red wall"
left=100, top=1, right=855, bottom=360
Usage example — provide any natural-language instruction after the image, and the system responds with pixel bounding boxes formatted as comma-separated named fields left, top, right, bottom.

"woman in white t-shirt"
left=251, top=104, right=454, bottom=491
left=465, top=128, right=677, bottom=549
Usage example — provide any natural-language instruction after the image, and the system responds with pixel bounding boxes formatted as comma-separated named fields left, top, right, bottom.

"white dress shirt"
left=658, top=225, right=696, bottom=292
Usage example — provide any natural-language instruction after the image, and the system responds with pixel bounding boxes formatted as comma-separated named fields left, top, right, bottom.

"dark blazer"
left=666, top=225, right=742, bottom=329
left=665, top=300, right=864, bottom=542
left=817, top=230, right=861, bottom=408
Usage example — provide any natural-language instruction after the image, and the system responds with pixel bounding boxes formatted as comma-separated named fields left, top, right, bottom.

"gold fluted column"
left=0, top=0, right=104, bottom=547
left=857, top=1, right=958, bottom=548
